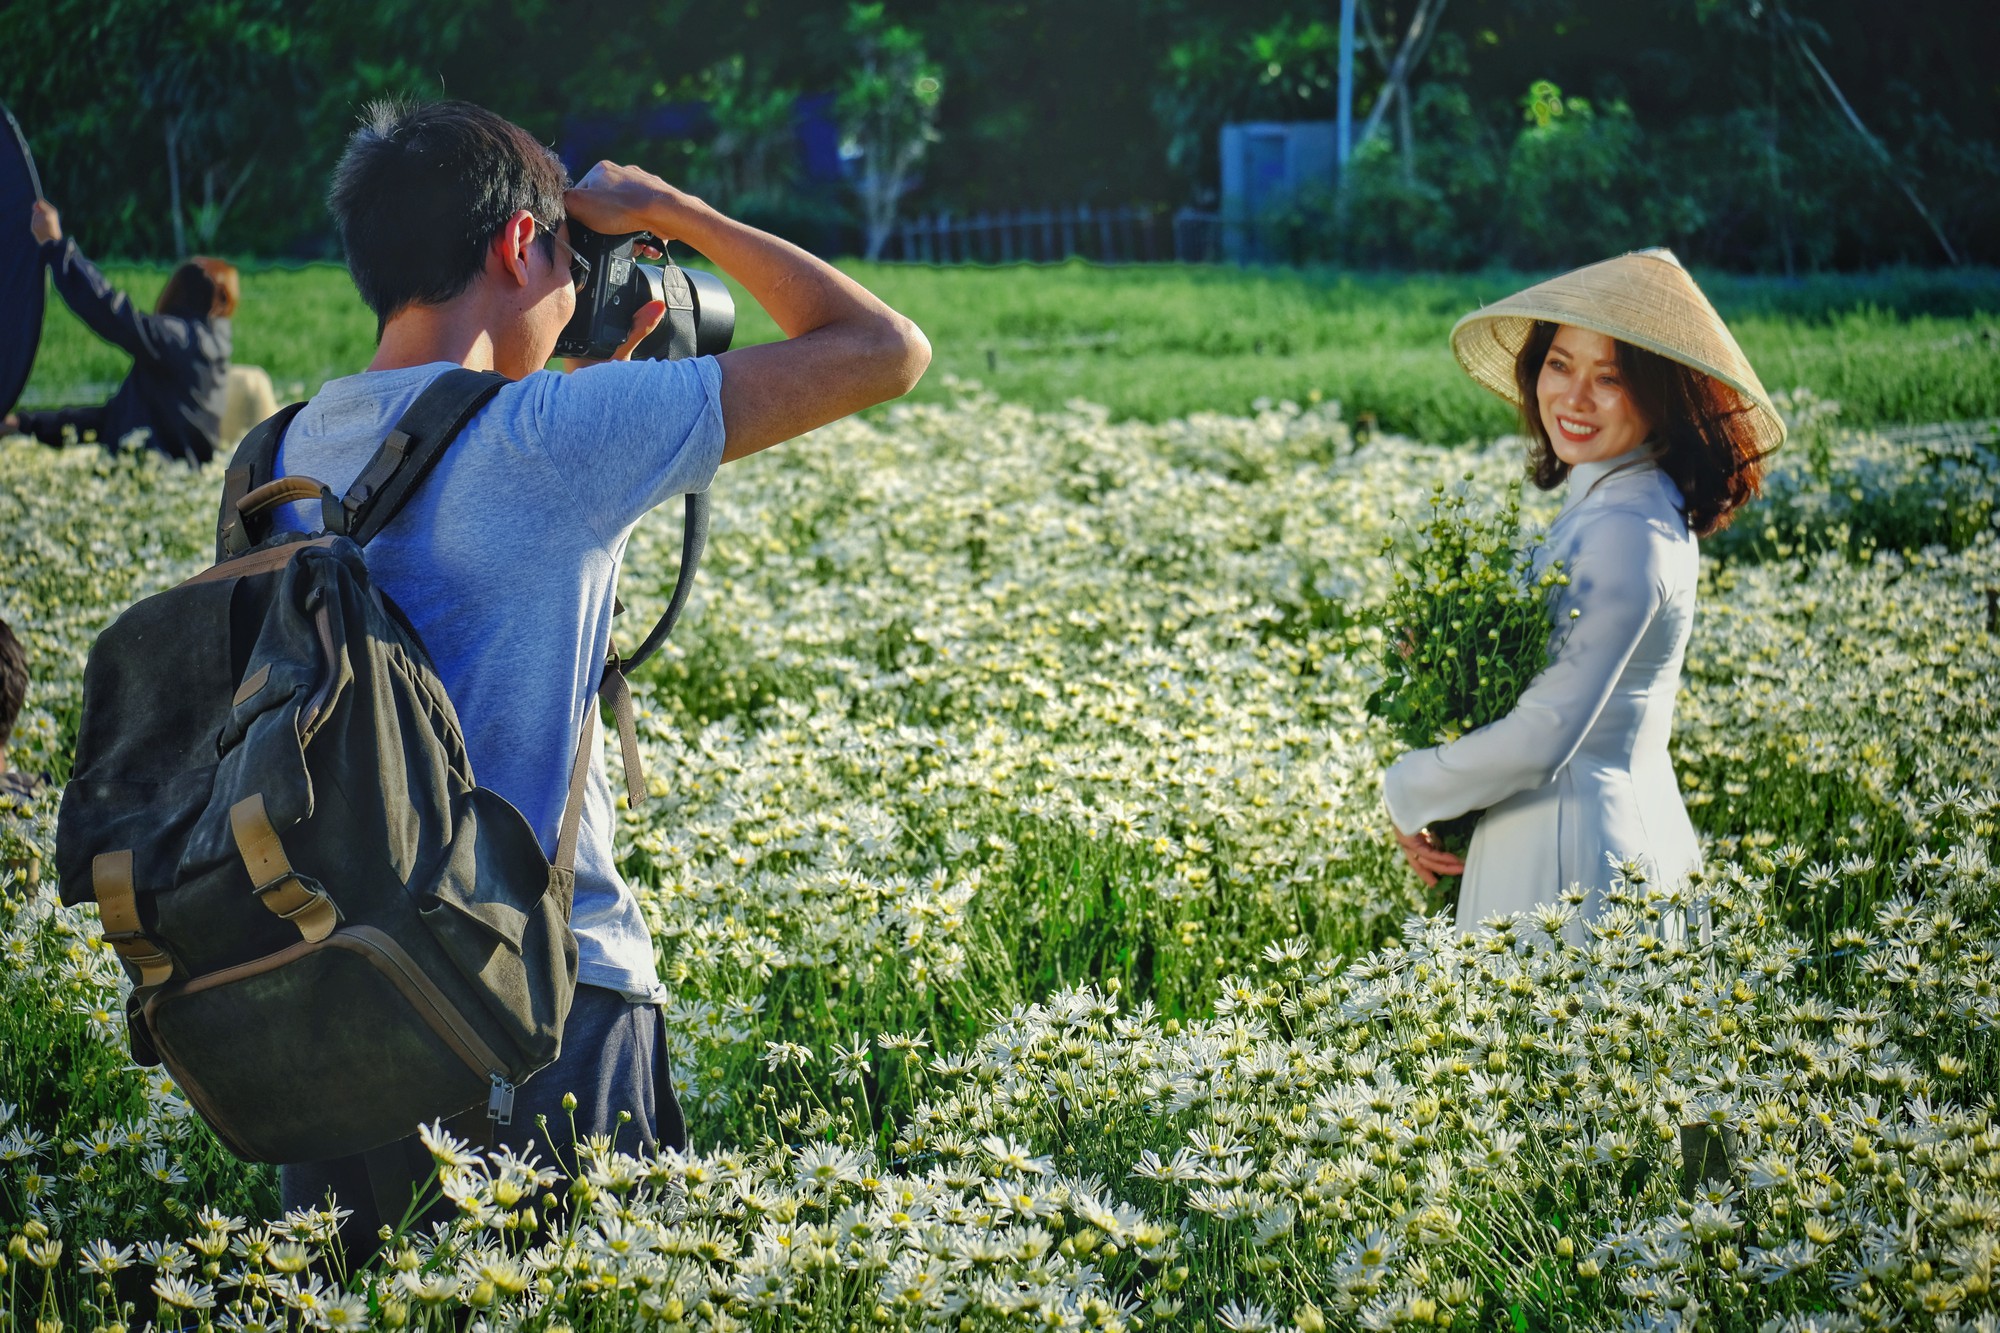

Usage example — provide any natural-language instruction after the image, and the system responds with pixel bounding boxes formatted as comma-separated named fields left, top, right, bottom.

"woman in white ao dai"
left=1382, top=250, right=1787, bottom=936
left=1386, top=439, right=1700, bottom=928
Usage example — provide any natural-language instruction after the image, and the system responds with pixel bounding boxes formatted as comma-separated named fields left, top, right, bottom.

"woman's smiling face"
left=1536, top=326, right=1654, bottom=466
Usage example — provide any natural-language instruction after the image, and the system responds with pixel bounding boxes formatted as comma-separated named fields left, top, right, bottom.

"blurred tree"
left=1501, top=80, right=1686, bottom=268
left=897, top=0, right=1165, bottom=209
left=1352, top=0, right=1450, bottom=187
left=836, top=2, right=942, bottom=260
left=0, top=0, right=469, bottom=258
left=3, top=0, right=288, bottom=255
left=1153, top=14, right=1345, bottom=204
left=0, top=0, right=1991, bottom=266
left=692, top=57, right=801, bottom=207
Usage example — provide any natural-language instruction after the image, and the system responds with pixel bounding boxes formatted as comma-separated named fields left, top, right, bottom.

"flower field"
left=2, top=382, right=1998, bottom=1332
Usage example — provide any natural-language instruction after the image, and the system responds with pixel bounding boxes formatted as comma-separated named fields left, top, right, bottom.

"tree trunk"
left=1336, top=0, right=1357, bottom=172
left=1353, top=0, right=1448, bottom=162
left=1768, top=13, right=1794, bottom=278
left=864, top=165, right=893, bottom=260
left=165, top=113, right=187, bottom=260
left=1398, top=2, right=1442, bottom=188
left=195, top=156, right=257, bottom=250
left=1396, top=72, right=1415, bottom=186
left=1781, top=6, right=1960, bottom=266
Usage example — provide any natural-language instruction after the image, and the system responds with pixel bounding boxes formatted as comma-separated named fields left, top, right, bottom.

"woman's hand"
left=29, top=199, right=61, bottom=246
left=1394, top=825, right=1465, bottom=887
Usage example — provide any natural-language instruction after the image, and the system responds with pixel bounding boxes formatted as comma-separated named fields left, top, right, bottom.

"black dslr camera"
left=553, top=221, right=735, bottom=361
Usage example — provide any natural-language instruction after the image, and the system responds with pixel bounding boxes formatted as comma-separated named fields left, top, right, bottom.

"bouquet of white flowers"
left=1364, top=478, right=1569, bottom=870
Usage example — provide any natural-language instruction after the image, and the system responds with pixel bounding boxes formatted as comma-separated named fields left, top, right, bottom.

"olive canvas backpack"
left=54, top=368, right=707, bottom=1164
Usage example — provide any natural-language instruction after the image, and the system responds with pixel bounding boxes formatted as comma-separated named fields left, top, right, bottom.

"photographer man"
left=272, top=99, right=928, bottom=1257
left=2, top=200, right=236, bottom=463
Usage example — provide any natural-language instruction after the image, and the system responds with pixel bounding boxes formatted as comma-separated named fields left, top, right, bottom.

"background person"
left=1383, top=249, right=1783, bottom=936
left=1, top=200, right=235, bottom=463
left=270, top=98, right=929, bottom=1262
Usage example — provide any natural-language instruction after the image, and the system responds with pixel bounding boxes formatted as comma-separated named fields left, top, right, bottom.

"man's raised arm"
left=564, top=162, right=931, bottom=462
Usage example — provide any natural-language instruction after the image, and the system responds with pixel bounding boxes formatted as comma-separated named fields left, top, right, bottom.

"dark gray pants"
left=12, top=404, right=106, bottom=448
left=280, top=984, right=685, bottom=1266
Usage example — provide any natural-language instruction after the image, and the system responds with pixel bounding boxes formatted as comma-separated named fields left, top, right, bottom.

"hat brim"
left=1450, top=251, right=1787, bottom=457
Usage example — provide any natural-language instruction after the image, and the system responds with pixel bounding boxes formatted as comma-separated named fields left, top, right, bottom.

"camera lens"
left=633, top=265, right=735, bottom=362
left=687, top=270, right=735, bottom=358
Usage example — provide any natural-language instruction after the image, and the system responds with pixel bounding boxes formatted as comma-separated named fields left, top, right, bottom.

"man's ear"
left=492, top=210, right=539, bottom=288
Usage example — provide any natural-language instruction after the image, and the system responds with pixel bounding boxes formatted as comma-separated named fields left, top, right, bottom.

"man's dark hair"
left=329, top=99, right=569, bottom=337
left=0, top=618, right=26, bottom=745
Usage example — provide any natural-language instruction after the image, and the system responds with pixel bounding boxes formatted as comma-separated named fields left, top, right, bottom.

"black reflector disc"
left=0, top=102, right=46, bottom=420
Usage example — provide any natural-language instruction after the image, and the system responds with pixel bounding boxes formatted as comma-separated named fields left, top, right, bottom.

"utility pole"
left=1337, top=0, right=1357, bottom=183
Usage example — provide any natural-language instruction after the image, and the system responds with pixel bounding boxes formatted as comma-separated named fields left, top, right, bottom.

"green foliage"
left=1705, top=410, right=2000, bottom=566
left=1154, top=14, right=1346, bottom=199
left=1502, top=82, right=1679, bottom=268
left=1183, top=4, right=2000, bottom=273
left=1328, top=77, right=1508, bottom=271
left=688, top=57, right=803, bottom=208
left=18, top=261, right=2000, bottom=448
left=1360, top=481, right=1566, bottom=858
left=3, top=0, right=1998, bottom=266
left=1363, top=483, right=1564, bottom=752
left=0, top=0, right=453, bottom=259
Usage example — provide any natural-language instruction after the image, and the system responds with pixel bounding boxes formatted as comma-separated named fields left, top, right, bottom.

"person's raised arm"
left=563, top=163, right=931, bottom=463
left=31, top=202, right=157, bottom=361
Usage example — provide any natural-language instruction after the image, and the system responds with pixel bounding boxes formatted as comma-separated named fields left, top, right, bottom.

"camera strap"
left=597, top=488, right=710, bottom=809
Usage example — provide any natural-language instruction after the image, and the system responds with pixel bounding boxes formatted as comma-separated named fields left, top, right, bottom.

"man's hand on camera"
left=564, top=162, right=703, bottom=241
left=561, top=299, right=666, bottom=373
left=29, top=200, right=61, bottom=246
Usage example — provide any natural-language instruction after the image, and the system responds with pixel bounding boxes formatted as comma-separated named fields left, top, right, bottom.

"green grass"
left=20, top=258, right=2000, bottom=441
left=18, top=262, right=379, bottom=407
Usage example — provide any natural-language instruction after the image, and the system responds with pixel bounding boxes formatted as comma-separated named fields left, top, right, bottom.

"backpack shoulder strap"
left=341, top=368, right=509, bottom=547
left=216, top=402, right=308, bottom=560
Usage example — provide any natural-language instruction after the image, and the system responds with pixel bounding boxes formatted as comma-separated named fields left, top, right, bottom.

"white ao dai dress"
left=1382, top=446, right=1703, bottom=935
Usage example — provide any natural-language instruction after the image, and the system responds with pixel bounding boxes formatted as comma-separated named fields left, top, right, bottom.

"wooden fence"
left=888, top=205, right=1230, bottom=265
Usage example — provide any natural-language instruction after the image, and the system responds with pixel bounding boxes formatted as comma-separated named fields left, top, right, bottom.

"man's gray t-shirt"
left=271, top=357, right=725, bottom=1000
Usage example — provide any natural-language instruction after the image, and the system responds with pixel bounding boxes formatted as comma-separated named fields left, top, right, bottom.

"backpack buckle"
left=253, top=870, right=340, bottom=942
left=92, top=850, right=178, bottom=987
left=100, top=929, right=179, bottom=989
left=319, top=485, right=349, bottom=537
left=230, top=795, right=340, bottom=944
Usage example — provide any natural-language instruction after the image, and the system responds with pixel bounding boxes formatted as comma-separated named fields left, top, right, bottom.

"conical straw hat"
left=1449, top=248, right=1786, bottom=455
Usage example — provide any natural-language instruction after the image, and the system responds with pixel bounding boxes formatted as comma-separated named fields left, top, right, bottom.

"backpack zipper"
left=488, top=1073, right=516, bottom=1126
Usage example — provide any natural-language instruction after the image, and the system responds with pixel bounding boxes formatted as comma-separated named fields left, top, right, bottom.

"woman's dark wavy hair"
left=155, top=257, right=239, bottom=321
left=1514, top=320, right=1771, bottom=537
left=329, top=99, right=568, bottom=338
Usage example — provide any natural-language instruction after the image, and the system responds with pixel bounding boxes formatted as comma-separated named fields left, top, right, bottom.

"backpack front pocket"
left=419, top=786, right=577, bottom=1072
left=142, top=927, right=503, bottom=1163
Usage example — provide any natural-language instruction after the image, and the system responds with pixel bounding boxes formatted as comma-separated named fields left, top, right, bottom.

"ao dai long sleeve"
left=1383, top=449, right=1703, bottom=927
